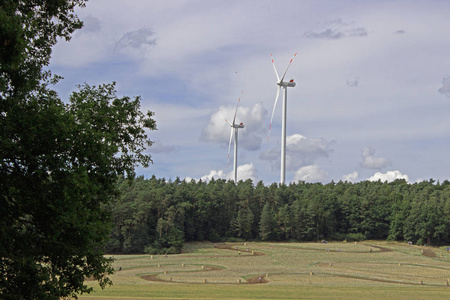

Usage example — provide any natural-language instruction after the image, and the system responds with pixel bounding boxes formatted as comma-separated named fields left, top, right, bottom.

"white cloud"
left=261, top=134, right=332, bottom=171
left=185, top=163, right=257, bottom=183
left=227, top=163, right=258, bottom=182
left=368, top=170, right=409, bottom=183
left=341, top=171, right=359, bottom=182
left=200, top=170, right=226, bottom=182
left=361, top=147, right=391, bottom=169
left=293, top=165, right=329, bottom=182
left=201, top=102, right=267, bottom=151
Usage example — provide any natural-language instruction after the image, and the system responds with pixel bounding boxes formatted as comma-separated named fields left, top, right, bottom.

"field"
left=78, top=241, right=450, bottom=299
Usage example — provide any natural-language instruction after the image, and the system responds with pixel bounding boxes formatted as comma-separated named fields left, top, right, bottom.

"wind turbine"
left=225, top=91, right=244, bottom=183
left=268, top=52, right=297, bottom=185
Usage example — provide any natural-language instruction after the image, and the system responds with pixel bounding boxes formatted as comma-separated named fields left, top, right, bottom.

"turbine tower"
left=226, top=91, right=244, bottom=183
left=268, top=53, right=297, bottom=185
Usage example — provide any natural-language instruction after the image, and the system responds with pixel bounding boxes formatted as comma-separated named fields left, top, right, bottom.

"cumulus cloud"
left=305, top=19, right=368, bottom=39
left=260, top=134, right=332, bottom=171
left=185, top=163, right=257, bottom=183
left=438, top=76, right=450, bottom=97
left=368, top=170, right=409, bottom=183
left=360, top=147, right=391, bottom=169
left=201, top=102, right=267, bottom=151
left=227, top=163, right=258, bottom=182
left=293, top=165, right=328, bottom=182
left=341, top=171, right=359, bottom=183
left=200, top=170, right=226, bottom=182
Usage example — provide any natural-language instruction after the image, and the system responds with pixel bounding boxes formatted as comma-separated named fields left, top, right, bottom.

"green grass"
left=77, top=241, right=450, bottom=299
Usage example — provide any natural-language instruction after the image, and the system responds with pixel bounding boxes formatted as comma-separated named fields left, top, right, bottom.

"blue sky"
left=50, top=0, right=450, bottom=184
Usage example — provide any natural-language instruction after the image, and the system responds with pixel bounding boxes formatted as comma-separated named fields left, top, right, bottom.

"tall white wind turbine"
left=268, top=52, right=297, bottom=185
left=226, top=91, right=244, bottom=183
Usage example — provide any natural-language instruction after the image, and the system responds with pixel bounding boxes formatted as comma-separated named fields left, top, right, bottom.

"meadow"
left=78, top=241, right=450, bottom=299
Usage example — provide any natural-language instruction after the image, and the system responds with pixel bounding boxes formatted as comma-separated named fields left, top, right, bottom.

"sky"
left=49, top=0, right=450, bottom=185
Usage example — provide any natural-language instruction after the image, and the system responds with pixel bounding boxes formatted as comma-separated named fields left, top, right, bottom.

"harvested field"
left=77, top=241, right=450, bottom=299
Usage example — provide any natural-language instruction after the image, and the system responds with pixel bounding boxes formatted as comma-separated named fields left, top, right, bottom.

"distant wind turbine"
left=268, top=52, right=297, bottom=185
left=226, top=91, right=244, bottom=183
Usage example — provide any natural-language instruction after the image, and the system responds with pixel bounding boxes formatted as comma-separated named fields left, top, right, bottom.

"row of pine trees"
left=105, top=176, right=450, bottom=254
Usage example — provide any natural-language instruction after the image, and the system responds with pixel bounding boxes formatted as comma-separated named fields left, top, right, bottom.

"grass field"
left=77, top=241, right=450, bottom=299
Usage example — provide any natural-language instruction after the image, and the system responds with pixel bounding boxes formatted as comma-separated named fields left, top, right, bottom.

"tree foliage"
left=0, top=0, right=85, bottom=96
left=0, top=82, right=156, bottom=299
left=107, top=177, right=450, bottom=255
left=1, top=1, right=156, bottom=299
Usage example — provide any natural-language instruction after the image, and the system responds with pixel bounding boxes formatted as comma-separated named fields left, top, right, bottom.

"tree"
left=1, top=2, right=157, bottom=296
left=0, top=0, right=86, bottom=96
left=1, top=80, right=156, bottom=299
left=259, top=202, right=276, bottom=241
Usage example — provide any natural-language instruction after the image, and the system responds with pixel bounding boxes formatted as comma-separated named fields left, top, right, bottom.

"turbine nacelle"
left=278, top=79, right=296, bottom=87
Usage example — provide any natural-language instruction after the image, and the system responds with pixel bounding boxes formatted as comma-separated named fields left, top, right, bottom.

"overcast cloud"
left=50, top=0, right=450, bottom=184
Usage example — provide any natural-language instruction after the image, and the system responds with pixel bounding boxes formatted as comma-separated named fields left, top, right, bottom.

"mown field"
left=78, top=241, right=450, bottom=299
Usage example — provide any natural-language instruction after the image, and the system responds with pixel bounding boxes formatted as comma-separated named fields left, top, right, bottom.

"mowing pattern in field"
left=105, top=241, right=450, bottom=288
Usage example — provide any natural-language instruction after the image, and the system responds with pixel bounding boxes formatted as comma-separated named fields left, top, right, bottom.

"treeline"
left=105, top=176, right=450, bottom=254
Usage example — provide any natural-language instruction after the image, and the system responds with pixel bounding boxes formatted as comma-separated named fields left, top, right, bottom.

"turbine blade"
left=268, top=86, right=281, bottom=141
left=232, top=90, right=244, bottom=125
left=271, top=53, right=280, bottom=82
left=227, top=127, right=234, bottom=167
left=280, top=52, right=297, bottom=83
left=225, top=119, right=232, bottom=126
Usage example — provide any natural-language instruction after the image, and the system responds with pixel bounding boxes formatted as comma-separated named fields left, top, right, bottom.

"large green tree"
left=0, top=0, right=85, bottom=96
left=1, top=1, right=157, bottom=299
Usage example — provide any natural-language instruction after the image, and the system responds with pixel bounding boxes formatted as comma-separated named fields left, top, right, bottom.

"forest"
left=105, top=176, right=450, bottom=254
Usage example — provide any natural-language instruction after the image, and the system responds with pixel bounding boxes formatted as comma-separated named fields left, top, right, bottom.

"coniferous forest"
left=106, top=177, right=450, bottom=254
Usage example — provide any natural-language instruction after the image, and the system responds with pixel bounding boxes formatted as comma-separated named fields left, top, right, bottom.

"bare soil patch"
left=362, top=244, right=392, bottom=253
left=214, top=244, right=265, bottom=256
left=140, top=266, right=223, bottom=283
left=272, top=243, right=392, bottom=253
left=246, top=275, right=268, bottom=284
left=421, top=248, right=436, bottom=258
